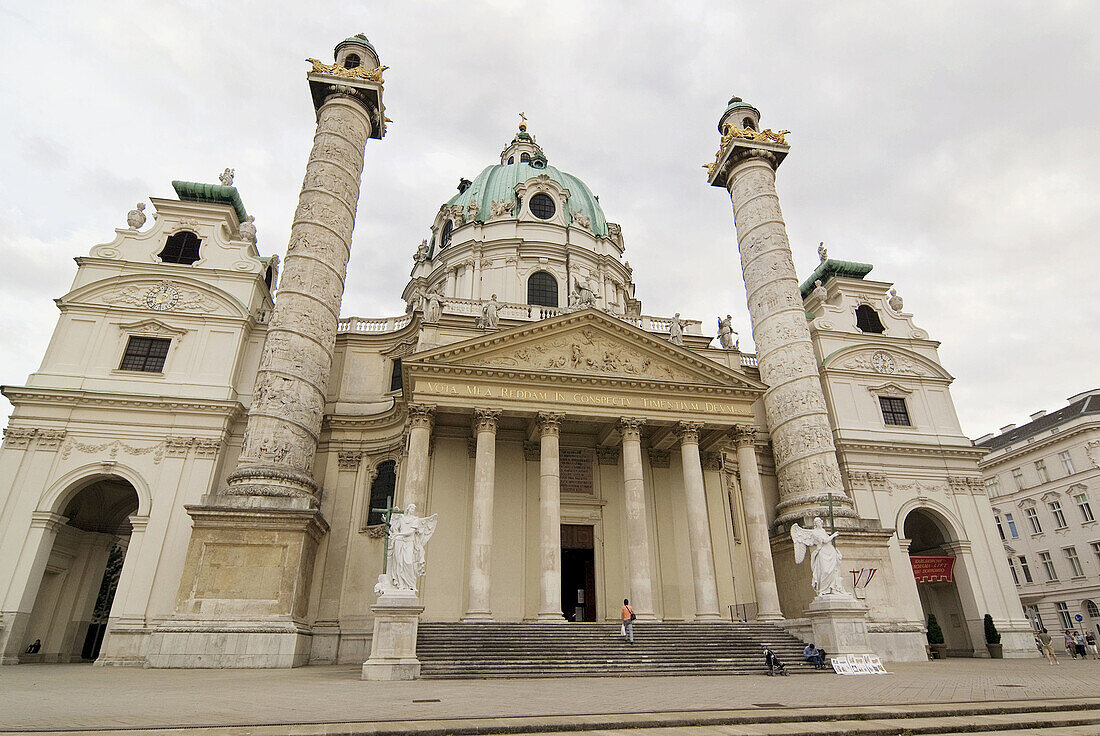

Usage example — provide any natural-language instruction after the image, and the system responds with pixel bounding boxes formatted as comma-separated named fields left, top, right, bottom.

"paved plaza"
left=3, top=658, right=1100, bottom=734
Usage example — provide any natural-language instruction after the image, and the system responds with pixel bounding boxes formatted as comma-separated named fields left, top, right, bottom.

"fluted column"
left=464, top=409, right=500, bottom=621
left=731, top=426, right=783, bottom=620
left=620, top=417, right=655, bottom=619
left=718, top=137, right=854, bottom=529
left=401, top=405, right=435, bottom=511
left=537, top=412, right=566, bottom=622
left=222, top=90, right=376, bottom=508
left=676, top=422, right=721, bottom=620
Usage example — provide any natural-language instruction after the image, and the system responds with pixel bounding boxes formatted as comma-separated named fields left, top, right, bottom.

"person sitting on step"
left=804, top=642, right=825, bottom=669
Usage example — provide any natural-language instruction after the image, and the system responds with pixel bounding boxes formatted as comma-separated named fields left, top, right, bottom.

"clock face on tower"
left=144, top=281, right=179, bottom=311
left=871, top=351, right=896, bottom=374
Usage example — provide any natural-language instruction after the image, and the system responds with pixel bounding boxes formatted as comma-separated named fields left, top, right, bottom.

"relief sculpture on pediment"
left=466, top=328, right=695, bottom=381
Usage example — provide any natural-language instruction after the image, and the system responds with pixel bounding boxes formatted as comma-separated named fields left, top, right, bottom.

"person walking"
left=1065, top=630, right=1076, bottom=659
left=1086, top=632, right=1098, bottom=659
left=1037, top=628, right=1058, bottom=665
left=621, top=598, right=635, bottom=644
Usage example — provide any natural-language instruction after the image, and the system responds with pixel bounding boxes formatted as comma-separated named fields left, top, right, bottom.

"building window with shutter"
left=1064, top=546, right=1085, bottom=577
left=1049, top=501, right=1068, bottom=529
left=1025, top=507, right=1043, bottom=534
left=1040, top=551, right=1058, bottom=581
left=1076, top=493, right=1094, bottom=523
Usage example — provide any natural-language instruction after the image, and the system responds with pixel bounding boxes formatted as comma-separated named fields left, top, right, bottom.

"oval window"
left=529, top=193, right=556, bottom=220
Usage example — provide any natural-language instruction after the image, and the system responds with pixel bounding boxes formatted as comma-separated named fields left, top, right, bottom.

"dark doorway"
left=561, top=524, right=596, bottom=622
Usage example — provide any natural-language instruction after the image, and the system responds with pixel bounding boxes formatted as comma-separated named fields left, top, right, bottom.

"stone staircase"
left=416, top=620, right=816, bottom=678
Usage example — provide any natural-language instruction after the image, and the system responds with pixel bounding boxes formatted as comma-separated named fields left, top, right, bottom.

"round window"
left=529, top=193, right=556, bottom=220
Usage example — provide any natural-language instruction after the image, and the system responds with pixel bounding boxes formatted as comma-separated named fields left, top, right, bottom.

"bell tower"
left=147, top=35, right=387, bottom=668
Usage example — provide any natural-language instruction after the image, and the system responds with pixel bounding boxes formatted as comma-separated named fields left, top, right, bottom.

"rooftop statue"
left=219, top=168, right=235, bottom=186
left=717, top=314, right=738, bottom=350
left=668, top=313, right=685, bottom=346
left=126, top=202, right=146, bottom=230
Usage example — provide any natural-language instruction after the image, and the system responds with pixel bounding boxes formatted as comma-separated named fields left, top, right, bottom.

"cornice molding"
left=2, top=387, right=244, bottom=416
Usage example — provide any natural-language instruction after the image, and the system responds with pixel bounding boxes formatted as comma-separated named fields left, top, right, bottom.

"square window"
left=119, top=336, right=171, bottom=372
left=879, top=396, right=911, bottom=426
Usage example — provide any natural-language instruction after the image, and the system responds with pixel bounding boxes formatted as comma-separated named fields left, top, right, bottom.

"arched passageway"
left=17, top=477, right=138, bottom=663
left=903, top=507, right=976, bottom=657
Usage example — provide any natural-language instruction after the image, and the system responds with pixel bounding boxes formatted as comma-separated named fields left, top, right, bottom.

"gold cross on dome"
left=519, top=111, right=528, bottom=131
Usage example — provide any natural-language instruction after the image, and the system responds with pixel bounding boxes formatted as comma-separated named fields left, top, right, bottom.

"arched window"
left=742, top=117, right=756, bottom=130
left=158, top=231, right=202, bottom=265
left=507, top=156, right=514, bottom=164
left=366, top=461, right=397, bottom=525
left=529, top=193, right=556, bottom=220
left=1087, top=600, right=1100, bottom=619
left=855, top=304, right=885, bottom=334
left=527, top=271, right=558, bottom=307
left=520, top=152, right=531, bottom=162
left=264, top=265, right=274, bottom=289
left=439, top=220, right=453, bottom=249
left=344, top=54, right=360, bottom=69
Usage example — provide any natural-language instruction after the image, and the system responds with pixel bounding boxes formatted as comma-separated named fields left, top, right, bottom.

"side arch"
left=894, top=497, right=967, bottom=545
left=38, top=462, right=153, bottom=518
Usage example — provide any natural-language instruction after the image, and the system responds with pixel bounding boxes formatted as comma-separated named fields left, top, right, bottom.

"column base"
left=461, top=611, right=494, bottom=622
left=694, top=613, right=723, bottom=622
left=756, top=611, right=785, bottom=622
left=536, top=612, right=568, bottom=622
left=805, top=593, right=873, bottom=657
left=361, top=594, right=424, bottom=681
left=146, top=621, right=312, bottom=668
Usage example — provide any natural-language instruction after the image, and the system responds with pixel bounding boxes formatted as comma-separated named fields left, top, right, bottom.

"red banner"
left=910, top=555, right=955, bottom=583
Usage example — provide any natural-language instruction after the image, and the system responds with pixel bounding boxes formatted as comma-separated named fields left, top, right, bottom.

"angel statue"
left=790, top=517, right=848, bottom=597
left=385, top=504, right=438, bottom=594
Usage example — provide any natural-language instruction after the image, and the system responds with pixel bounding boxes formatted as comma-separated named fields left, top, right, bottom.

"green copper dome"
left=443, top=162, right=609, bottom=237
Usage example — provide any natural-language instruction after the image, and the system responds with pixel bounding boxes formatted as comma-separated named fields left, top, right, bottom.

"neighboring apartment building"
left=976, top=389, right=1100, bottom=637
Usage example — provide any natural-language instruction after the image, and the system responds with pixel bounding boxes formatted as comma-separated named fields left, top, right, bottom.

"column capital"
left=730, top=425, right=757, bottom=448
left=619, top=417, right=645, bottom=440
left=537, top=411, right=564, bottom=437
left=674, top=421, right=704, bottom=444
left=473, top=408, right=501, bottom=434
left=407, top=404, right=436, bottom=430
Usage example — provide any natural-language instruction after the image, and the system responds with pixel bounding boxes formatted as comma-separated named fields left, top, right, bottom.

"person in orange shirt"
left=621, top=598, right=635, bottom=643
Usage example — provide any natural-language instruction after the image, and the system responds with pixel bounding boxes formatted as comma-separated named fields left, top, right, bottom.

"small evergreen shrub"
left=984, top=614, right=1001, bottom=645
left=926, top=614, right=945, bottom=645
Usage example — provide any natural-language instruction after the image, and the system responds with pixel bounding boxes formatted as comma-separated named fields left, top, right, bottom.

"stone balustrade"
left=336, top=297, right=706, bottom=339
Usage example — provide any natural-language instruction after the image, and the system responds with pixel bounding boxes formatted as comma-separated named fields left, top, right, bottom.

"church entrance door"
left=561, top=524, right=596, bottom=622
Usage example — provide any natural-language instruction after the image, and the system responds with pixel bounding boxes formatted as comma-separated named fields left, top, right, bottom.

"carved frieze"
left=165, top=437, right=194, bottom=457
left=841, top=351, right=926, bottom=376
left=338, top=451, right=363, bottom=469
left=61, top=438, right=165, bottom=465
left=648, top=449, right=670, bottom=468
left=596, top=445, right=620, bottom=466
left=466, top=327, right=694, bottom=382
left=3, top=428, right=37, bottom=449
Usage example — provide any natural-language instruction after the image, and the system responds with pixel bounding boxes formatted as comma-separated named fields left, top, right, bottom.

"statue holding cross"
left=373, top=501, right=438, bottom=597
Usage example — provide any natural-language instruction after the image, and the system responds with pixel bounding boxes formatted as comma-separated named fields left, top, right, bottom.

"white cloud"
left=0, top=1, right=1096, bottom=437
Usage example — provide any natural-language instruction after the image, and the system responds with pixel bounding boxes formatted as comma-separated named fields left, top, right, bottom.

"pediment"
left=408, top=309, right=764, bottom=391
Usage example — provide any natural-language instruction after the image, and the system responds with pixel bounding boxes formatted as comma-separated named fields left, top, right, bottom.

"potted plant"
left=927, top=614, right=947, bottom=659
left=984, top=614, right=1003, bottom=658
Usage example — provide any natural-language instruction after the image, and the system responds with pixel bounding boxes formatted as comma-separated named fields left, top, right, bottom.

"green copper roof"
left=799, top=258, right=874, bottom=299
left=338, top=34, right=376, bottom=54
left=443, top=161, right=609, bottom=239
left=171, top=181, right=248, bottom=223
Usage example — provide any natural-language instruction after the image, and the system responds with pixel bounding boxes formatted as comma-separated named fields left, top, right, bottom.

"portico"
left=394, top=309, right=778, bottom=623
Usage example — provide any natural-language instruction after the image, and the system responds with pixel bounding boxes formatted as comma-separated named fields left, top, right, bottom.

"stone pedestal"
left=145, top=506, right=327, bottom=668
left=361, top=592, right=424, bottom=680
left=805, top=594, right=872, bottom=658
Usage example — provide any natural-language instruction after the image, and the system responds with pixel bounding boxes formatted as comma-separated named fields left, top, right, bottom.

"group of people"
left=1035, top=627, right=1100, bottom=664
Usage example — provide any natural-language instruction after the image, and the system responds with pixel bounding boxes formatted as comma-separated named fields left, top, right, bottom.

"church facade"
left=0, top=36, right=1035, bottom=668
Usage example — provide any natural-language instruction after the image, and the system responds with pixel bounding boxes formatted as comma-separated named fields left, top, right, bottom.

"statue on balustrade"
left=717, top=314, right=738, bottom=350
left=423, top=288, right=443, bottom=324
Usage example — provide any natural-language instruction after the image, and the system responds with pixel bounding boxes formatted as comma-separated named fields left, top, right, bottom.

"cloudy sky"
left=0, top=1, right=1096, bottom=437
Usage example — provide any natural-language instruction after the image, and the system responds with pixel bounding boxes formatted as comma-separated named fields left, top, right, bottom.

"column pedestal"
left=145, top=507, right=327, bottom=668
left=806, top=594, right=873, bottom=658
left=361, top=593, right=424, bottom=680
